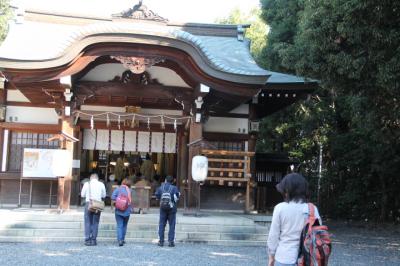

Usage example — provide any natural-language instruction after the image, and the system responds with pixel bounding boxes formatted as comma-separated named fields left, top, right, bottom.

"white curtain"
left=151, top=132, right=163, bottom=153
left=110, top=130, right=123, bottom=151
left=83, top=129, right=96, bottom=150
left=138, top=131, right=150, bottom=152
left=124, top=131, right=137, bottom=152
left=96, top=129, right=109, bottom=150
left=83, top=130, right=177, bottom=153
left=164, top=132, right=176, bottom=153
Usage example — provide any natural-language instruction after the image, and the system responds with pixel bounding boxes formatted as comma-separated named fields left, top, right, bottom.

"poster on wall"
left=22, top=148, right=71, bottom=178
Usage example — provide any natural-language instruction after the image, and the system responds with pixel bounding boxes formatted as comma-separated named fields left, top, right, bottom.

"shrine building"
left=0, top=2, right=317, bottom=212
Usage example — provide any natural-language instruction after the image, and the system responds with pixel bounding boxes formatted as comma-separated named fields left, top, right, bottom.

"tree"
left=0, top=0, right=11, bottom=43
left=260, top=0, right=304, bottom=73
left=216, top=7, right=269, bottom=68
left=259, top=0, right=400, bottom=222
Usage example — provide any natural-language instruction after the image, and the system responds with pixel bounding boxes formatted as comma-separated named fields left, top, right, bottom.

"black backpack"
left=160, top=185, right=174, bottom=211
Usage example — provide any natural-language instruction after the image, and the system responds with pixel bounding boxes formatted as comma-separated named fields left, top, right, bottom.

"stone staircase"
left=0, top=209, right=270, bottom=246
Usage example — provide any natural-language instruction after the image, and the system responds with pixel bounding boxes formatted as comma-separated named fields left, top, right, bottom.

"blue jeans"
left=158, top=209, right=176, bottom=243
left=84, top=204, right=101, bottom=241
left=115, top=214, right=130, bottom=241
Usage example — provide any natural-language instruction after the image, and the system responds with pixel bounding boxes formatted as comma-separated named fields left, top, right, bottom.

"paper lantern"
left=192, top=155, right=208, bottom=182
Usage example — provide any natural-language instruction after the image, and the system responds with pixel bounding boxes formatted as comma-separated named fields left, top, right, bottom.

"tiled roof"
left=0, top=20, right=268, bottom=77
left=0, top=3, right=316, bottom=86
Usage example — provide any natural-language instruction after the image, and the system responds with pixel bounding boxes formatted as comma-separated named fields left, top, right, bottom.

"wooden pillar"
left=177, top=131, right=188, bottom=187
left=187, top=122, right=202, bottom=208
left=58, top=118, right=74, bottom=211
left=248, top=103, right=258, bottom=212
left=0, top=82, right=6, bottom=170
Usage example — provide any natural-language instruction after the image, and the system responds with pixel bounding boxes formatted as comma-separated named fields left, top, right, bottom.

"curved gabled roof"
left=0, top=19, right=269, bottom=85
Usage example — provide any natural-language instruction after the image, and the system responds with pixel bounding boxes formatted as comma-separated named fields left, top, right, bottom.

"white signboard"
left=23, top=148, right=71, bottom=178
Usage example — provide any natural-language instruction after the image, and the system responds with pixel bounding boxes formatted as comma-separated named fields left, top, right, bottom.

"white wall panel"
left=204, top=117, right=248, bottom=134
left=7, top=90, right=30, bottom=102
left=81, top=64, right=190, bottom=87
left=5, top=106, right=59, bottom=124
left=229, top=104, right=249, bottom=114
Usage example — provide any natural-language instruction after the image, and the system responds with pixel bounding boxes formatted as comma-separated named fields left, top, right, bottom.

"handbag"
left=88, top=181, right=105, bottom=213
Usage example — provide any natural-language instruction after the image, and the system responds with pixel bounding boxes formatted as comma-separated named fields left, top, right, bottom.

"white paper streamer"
left=90, top=115, right=94, bottom=129
left=161, top=116, right=165, bottom=129
left=74, top=113, right=80, bottom=125
left=131, top=114, right=135, bottom=128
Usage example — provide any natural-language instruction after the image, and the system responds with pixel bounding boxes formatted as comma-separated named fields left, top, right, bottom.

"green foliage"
left=259, top=0, right=400, bottom=222
left=0, top=0, right=11, bottom=43
left=216, top=8, right=269, bottom=68
left=260, top=0, right=304, bottom=73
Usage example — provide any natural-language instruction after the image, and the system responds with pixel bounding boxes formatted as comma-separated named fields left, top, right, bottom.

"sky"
left=12, top=0, right=261, bottom=23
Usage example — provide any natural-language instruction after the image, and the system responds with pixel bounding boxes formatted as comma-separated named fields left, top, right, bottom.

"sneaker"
left=158, top=241, right=164, bottom=247
left=118, top=240, right=124, bottom=247
left=168, top=242, right=175, bottom=247
left=84, top=240, right=92, bottom=246
left=91, top=239, right=97, bottom=246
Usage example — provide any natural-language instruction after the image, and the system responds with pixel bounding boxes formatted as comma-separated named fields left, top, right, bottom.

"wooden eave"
left=1, top=43, right=261, bottom=98
left=253, top=82, right=319, bottom=118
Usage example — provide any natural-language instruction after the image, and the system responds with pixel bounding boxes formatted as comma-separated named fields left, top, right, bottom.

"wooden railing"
left=200, top=149, right=254, bottom=212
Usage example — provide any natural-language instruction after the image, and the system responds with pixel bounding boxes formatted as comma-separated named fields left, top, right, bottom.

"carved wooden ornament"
left=111, top=56, right=165, bottom=74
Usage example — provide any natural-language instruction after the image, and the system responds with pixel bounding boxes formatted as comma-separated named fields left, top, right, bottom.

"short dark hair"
left=276, top=173, right=309, bottom=203
left=165, top=175, right=173, bottom=183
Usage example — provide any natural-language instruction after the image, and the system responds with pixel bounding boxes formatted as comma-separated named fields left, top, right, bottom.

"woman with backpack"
left=111, top=178, right=133, bottom=246
left=267, top=173, right=326, bottom=266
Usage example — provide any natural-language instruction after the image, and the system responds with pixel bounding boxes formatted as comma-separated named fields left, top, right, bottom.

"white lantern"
left=52, top=150, right=72, bottom=177
left=192, top=155, right=208, bottom=182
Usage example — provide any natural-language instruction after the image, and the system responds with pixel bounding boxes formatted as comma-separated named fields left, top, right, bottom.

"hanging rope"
left=73, top=110, right=192, bottom=130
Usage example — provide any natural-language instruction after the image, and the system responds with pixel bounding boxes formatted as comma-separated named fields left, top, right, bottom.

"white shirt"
left=81, top=179, right=106, bottom=202
left=267, top=201, right=322, bottom=264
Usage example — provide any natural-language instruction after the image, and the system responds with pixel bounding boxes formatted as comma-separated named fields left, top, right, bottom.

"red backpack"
left=298, top=203, right=332, bottom=266
left=115, top=185, right=131, bottom=211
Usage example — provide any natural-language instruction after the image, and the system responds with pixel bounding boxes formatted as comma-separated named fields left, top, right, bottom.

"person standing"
left=111, top=178, right=133, bottom=246
left=80, top=173, right=106, bottom=246
left=140, top=153, right=155, bottom=182
left=155, top=175, right=180, bottom=247
left=267, top=173, right=322, bottom=266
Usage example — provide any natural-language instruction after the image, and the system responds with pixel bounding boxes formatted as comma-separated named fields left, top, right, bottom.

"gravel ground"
left=0, top=225, right=399, bottom=265
left=0, top=242, right=265, bottom=266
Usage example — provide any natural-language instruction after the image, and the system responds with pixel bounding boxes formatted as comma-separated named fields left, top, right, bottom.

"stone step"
left=0, top=209, right=271, bottom=246
left=2, top=212, right=256, bottom=226
left=0, top=221, right=268, bottom=234
left=0, top=228, right=267, bottom=241
left=0, top=236, right=266, bottom=246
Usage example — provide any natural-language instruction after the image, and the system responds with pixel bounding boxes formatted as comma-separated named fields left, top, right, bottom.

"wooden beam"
left=208, top=112, right=248, bottom=118
left=78, top=120, right=181, bottom=132
left=75, top=81, right=193, bottom=101
left=6, top=101, right=61, bottom=108
left=0, top=122, right=60, bottom=133
left=81, top=99, right=182, bottom=110
left=201, top=149, right=254, bottom=156
left=206, top=177, right=248, bottom=182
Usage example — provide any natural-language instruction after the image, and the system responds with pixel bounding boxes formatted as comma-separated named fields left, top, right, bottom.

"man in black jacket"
left=155, top=175, right=180, bottom=247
